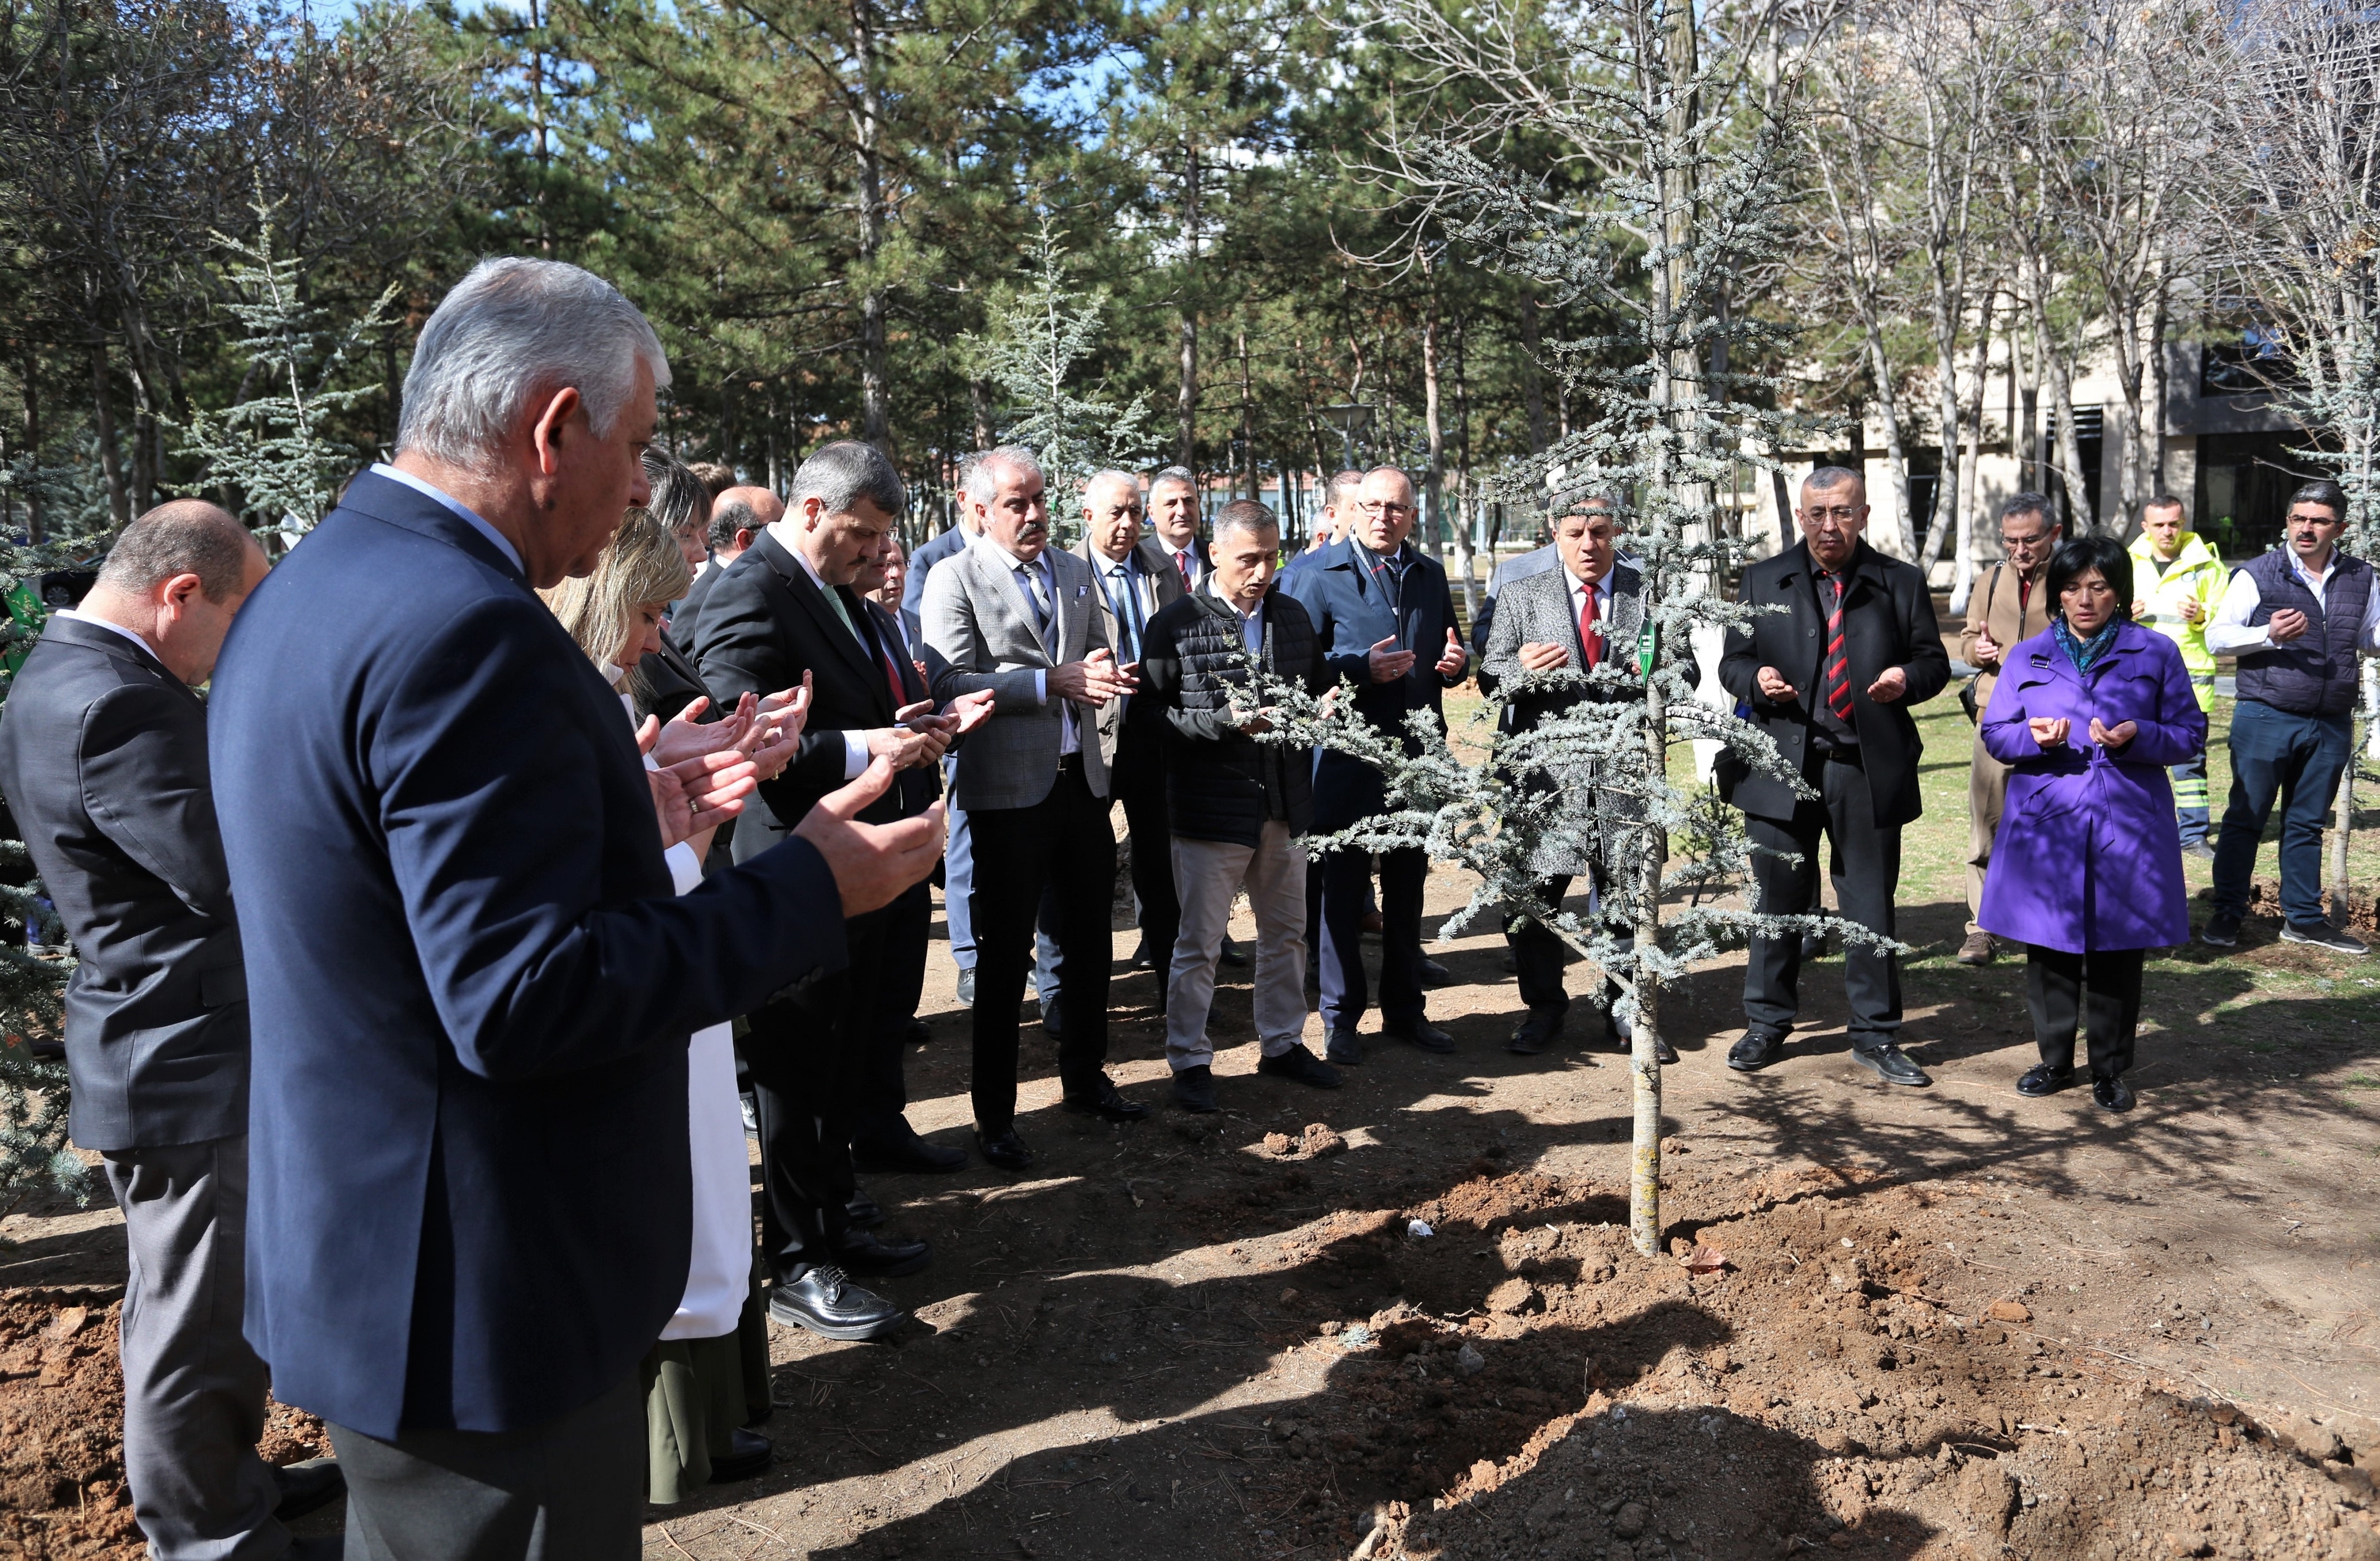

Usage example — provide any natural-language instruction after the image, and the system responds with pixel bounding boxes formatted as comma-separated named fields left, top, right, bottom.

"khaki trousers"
left=1967, top=726, right=2012, bottom=933
left=1167, top=823, right=1309, bottom=1070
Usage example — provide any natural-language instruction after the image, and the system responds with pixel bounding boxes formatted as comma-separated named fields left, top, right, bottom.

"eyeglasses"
left=2001, top=529, right=2055, bottom=547
left=1802, top=506, right=1861, bottom=524
left=1362, top=502, right=1413, bottom=516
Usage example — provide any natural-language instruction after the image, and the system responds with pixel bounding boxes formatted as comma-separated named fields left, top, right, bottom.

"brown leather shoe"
left=1955, top=931, right=1995, bottom=966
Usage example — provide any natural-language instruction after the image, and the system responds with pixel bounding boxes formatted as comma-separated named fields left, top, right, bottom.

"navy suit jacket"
left=900, top=523, right=971, bottom=616
left=1284, top=539, right=1468, bottom=831
left=0, top=616, right=247, bottom=1151
left=209, top=471, right=850, bottom=1438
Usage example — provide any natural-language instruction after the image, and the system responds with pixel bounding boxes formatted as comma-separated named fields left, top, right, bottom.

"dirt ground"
left=4, top=697, right=2380, bottom=1560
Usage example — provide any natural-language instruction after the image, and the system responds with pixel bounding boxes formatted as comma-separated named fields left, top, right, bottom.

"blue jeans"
left=2212, top=700, right=2352, bottom=926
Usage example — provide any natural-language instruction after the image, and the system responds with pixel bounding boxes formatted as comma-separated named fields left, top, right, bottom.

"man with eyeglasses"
left=1954, top=493, right=2063, bottom=965
left=1718, top=465, right=1950, bottom=1086
left=1286, top=466, right=1471, bottom=1062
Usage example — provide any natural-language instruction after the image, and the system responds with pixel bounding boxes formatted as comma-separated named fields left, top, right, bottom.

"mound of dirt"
left=0, top=1288, right=331, bottom=1561
left=1236, top=1169, right=2379, bottom=1561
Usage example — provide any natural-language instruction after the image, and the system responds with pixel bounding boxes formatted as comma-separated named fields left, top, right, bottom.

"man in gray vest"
left=2203, top=479, right=2380, bottom=953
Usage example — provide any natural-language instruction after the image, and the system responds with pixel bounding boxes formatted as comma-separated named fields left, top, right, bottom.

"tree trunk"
left=970, top=377, right=994, bottom=452
left=1950, top=289, right=1996, bottom=615
left=1237, top=324, right=1257, bottom=499
left=2149, top=253, right=2173, bottom=496
left=1422, top=297, right=1446, bottom=560
left=851, top=1, right=892, bottom=452
left=90, top=345, right=128, bottom=531
left=2026, top=285, right=2094, bottom=531
left=1177, top=146, right=1201, bottom=470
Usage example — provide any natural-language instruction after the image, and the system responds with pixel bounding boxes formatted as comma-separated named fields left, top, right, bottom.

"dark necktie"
left=1174, top=549, right=1192, bottom=586
left=1819, top=569, right=1853, bottom=723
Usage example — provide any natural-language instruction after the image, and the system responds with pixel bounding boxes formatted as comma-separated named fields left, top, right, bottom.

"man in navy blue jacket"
left=209, top=257, right=944, bottom=1561
left=1285, top=466, right=1470, bottom=1063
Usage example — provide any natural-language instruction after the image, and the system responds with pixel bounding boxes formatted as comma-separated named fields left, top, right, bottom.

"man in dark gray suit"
left=924, top=446, right=1149, bottom=1170
left=0, top=501, right=343, bottom=1560
left=669, top=484, right=778, bottom=655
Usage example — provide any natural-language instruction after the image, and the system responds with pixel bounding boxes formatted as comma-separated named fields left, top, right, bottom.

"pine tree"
left=174, top=193, right=399, bottom=541
left=966, top=215, right=1156, bottom=515
left=1243, top=0, right=1874, bottom=1257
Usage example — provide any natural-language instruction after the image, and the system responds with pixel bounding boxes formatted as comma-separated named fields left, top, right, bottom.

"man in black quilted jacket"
left=1137, top=500, right=1341, bottom=1113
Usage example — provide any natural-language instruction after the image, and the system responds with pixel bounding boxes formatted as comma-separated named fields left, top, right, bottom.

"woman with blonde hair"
left=541, top=501, right=809, bottom=1502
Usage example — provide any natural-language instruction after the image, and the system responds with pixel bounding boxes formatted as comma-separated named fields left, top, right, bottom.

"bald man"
left=671, top=485, right=782, bottom=654
left=0, top=503, right=346, bottom=1558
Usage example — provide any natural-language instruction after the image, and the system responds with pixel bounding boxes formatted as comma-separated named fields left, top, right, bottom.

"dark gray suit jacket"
left=0, top=614, right=246, bottom=1151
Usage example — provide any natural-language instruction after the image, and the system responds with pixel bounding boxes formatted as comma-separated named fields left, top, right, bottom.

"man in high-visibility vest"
left=2129, top=494, right=2227, bottom=859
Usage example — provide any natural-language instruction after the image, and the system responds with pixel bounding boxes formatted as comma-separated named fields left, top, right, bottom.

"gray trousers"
left=102, top=1134, right=287, bottom=1561
left=327, top=1372, right=644, bottom=1561
left=1167, top=824, right=1309, bottom=1070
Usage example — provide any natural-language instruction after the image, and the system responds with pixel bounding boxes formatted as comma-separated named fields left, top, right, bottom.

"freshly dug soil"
left=0, top=1288, right=329, bottom=1561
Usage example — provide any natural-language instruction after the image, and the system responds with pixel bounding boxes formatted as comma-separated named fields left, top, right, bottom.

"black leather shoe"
left=1257, top=1045, right=1342, bottom=1088
left=1501, top=950, right=1518, bottom=974
left=1727, top=1029, right=1784, bottom=1071
left=768, top=1265, right=905, bottom=1340
left=903, top=1016, right=931, bottom=1046
left=1172, top=1064, right=1219, bottom=1112
left=709, top=1426, right=772, bottom=1484
left=2092, top=1074, right=2135, bottom=1112
left=956, top=967, right=977, bottom=1005
left=1041, top=1001, right=1064, bottom=1040
left=1387, top=1022, right=1457, bottom=1053
left=1325, top=1029, right=1363, bottom=1066
left=851, top=1132, right=969, bottom=1175
left=1420, top=957, right=1454, bottom=988
left=1220, top=936, right=1250, bottom=968
left=272, top=1458, right=345, bottom=1523
left=832, top=1230, right=930, bottom=1277
left=1850, top=1042, right=1932, bottom=1087
left=1800, top=931, right=1828, bottom=962
left=1508, top=1009, right=1565, bottom=1056
left=845, top=1191, right=883, bottom=1229
left=975, top=1126, right=1035, bottom=1171
left=2017, top=1062, right=2077, bottom=1097
left=2199, top=912, right=2241, bottom=948
left=1062, top=1084, right=1152, bottom=1123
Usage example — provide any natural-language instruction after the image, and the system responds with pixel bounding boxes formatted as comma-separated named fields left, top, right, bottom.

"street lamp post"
left=1319, top=404, right=1376, bottom=473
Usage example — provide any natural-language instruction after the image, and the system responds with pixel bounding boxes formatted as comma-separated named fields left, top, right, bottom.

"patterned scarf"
left=2051, top=613, right=2123, bottom=675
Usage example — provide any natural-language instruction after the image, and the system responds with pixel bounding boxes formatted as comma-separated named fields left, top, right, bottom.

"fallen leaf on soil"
left=1677, top=1243, right=1729, bottom=1275
left=1987, top=1298, right=2032, bottom=1323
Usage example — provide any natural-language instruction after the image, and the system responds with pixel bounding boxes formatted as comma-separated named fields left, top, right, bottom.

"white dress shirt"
left=1161, top=541, right=1203, bottom=589
left=2206, top=547, right=2380, bottom=655
left=974, top=533, right=1079, bottom=756
left=780, top=538, right=879, bottom=781
left=371, top=462, right=524, bottom=576
left=1564, top=567, right=1617, bottom=660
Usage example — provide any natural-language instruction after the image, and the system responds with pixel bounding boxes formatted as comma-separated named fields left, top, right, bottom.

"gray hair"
left=963, top=445, right=1042, bottom=507
left=709, top=496, right=759, bottom=552
left=397, top=257, right=671, bottom=470
left=1803, top=464, right=1865, bottom=495
left=98, top=500, right=260, bottom=602
left=1212, top=499, right=1278, bottom=544
left=1085, top=468, right=1139, bottom=504
left=792, top=440, right=907, bottom=517
left=1148, top=464, right=1197, bottom=495
left=2000, top=490, right=2056, bottom=528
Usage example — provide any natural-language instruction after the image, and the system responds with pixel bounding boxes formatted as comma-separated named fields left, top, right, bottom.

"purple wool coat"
left=1976, top=620, right=2208, bottom=954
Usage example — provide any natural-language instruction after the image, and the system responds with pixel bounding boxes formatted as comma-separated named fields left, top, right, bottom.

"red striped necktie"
left=1818, top=568, right=1853, bottom=723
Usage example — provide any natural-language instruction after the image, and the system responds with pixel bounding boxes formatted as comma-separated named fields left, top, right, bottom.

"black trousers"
left=328, top=1372, right=643, bottom=1561
left=968, top=760, right=1116, bottom=1129
left=2024, top=944, right=2143, bottom=1079
left=850, top=879, right=930, bottom=1152
left=1319, top=844, right=1427, bottom=1033
left=1115, top=741, right=1179, bottom=975
left=1743, top=751, right=1903, bottom=1044
left=746, top=907, right=888, bottom=1281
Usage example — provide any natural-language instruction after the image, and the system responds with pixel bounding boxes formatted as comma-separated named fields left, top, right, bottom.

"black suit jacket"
left=1138, top=532, right=1212, bottom=594
left=695, top=529, right=905, bottom=857
left=1717, top=539, right=1949, bottom=828
left=666, top=559, right=723, bottom=656
left=0, top=615, right=246, bottom=1152
left=864, top=597, right=945, bottom=820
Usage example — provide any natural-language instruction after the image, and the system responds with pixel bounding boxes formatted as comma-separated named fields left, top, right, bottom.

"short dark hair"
left=2288, top=478, right=2349, bottom=520
left=2000, top=492, right=2056, bottom=530
left=1212, top=499, right=1278, bottom=544
left=96, top=500, right=259, bottom=602
left=2142, top=493, right=2186, bottom=517
left=708, top=497, right=758, bottom=552
left=2046, top=533, right=2133, bottom=618
left=798, top=440, right=908, bottom=517
left=687, top=461, right=737, bottom=497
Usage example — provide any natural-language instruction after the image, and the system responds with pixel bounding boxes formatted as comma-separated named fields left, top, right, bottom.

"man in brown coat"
left=1955, top=492, right=2061, bottom=964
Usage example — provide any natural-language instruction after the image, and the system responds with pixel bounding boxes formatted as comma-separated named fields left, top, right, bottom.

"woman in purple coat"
left=1977, top=534, right=2208, bottom=1112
